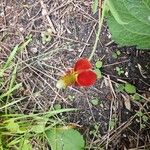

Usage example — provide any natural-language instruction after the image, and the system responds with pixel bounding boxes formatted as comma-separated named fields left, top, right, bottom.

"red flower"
left=56, top=58, right=97, bottom=88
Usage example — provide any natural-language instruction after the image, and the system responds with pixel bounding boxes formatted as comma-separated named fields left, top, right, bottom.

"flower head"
left=56, top=58, right=97, bottom=89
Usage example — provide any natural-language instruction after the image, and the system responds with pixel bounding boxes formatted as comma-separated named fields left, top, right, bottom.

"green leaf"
left=31, top=118, right=48, bottom=133
left=95, top=60, right=103, bottom=68
left=123, top=0, right=150, bottom=25
left=92, top=0, right=99, bottom=14
left=136, top=111, right=143, bottom=117
left=109, top=118, right=117, bottom=130
left=41, top=28, right=52, bottom=44
left=91, top=98, right=99, bottom=106
left=107, top=0, right=127, bottom=25
left=94, top=69, right=102, bottom=78
left=132, top=93, right=141, bottom=101
left=124, top=83, right=136, bottom=94
left=107, top=0, right=150, bottom=49
left=142, top=115, right=149, bottom=123
left=20, top=140, right=32, bottom=150
left=116, top=67, right=124, bottom=75
left=54, top=104, right=62, bottom=110
left=46, top=127, right=85, bottom=150
left=112, top=52, right=118, bottom=59
left=6, top=119, right=20, bottom=133
left=116, top=50, right=121, bottom=56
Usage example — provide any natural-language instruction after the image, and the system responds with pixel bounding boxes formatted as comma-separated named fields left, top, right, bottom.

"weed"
left=136, top=111, right=149, bottom=129
left=41, top=28, right=52, bottom=44
left=112, top=50, right=121, bottom=59
left=94, top=60, right=103, bottom=78
left=109, top=117, right=118, bottom=130
left=90, top=98, right=99, bottom=106
left=115, top=66, right=124, bottom=76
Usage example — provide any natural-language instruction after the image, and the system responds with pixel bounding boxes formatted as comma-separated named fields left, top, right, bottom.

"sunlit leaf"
left=46, top=127, right=85, bottom=150
left=107, top=0, right=150, bottom=49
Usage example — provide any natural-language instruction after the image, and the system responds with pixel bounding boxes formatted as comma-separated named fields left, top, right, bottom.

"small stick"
left=39, top=0, right=56, bottom=34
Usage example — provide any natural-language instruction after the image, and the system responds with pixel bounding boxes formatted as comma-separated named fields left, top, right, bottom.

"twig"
left=39, top=0, right=56, bottom=34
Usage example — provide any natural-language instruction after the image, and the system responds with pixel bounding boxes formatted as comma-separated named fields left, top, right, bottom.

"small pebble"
left=30, top=47, right=38, bottom=54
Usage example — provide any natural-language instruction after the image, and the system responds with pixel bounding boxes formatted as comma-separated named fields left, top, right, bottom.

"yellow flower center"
left=56, top=70, right=78, bottom=89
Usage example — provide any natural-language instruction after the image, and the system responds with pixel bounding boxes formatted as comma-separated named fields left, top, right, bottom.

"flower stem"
left=89, top=0, right=107, bottom=61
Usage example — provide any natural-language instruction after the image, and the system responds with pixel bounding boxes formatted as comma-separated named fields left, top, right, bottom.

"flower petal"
left=76, top=70, right=97, bottom=86
left=74, top=58, right=92, bottom=71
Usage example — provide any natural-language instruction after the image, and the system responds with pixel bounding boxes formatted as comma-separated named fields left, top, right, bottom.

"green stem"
left=89, top=0, right=107, bottom=61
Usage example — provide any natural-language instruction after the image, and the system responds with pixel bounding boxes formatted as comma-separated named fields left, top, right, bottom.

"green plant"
left=107, top=0, right=150, bottom=49
left=41, top=28, right=52, bottom=44
left=0, top=37, right=32, bottom=113
left=132, top=93, right=141, bottom=101
left=124, top=83, right=136, bottom=94
left=0, top=109, right=77, bottom=149
left=136, top=111, right=149, bottom=129
left=46, top=126, right=85, bottom=150
left=112, top=50, right=121, bottom=59
left=109, top=117, right=118, bottom=130
left=115, top=66, right=124, bottom=76
left=116, top=83, right=136, bottom=94
left=94, top=60, right=103, bottom=78
left=90, top=98, right=99, bottom=106
left=0, top=36, right=32, bottom=78
left=0, top=40, right=84, bottom=150
left=89, top=123, right=101, bottom=138
left=68, top=95, right=75, bottom=101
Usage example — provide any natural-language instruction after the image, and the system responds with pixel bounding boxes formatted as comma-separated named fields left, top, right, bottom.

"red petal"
left=74, top=58, right=92, bottom=71
left=76, top=70, right=97, bottom=86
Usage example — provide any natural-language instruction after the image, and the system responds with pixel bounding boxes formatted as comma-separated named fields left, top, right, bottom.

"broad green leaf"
left=92, top=0, right=99, bottom=14
left=108, top=0, right=150, bottom=35
left=46, top=127, right=85, bottom=150
left=123, top=0, right=150, bottom=25
left=107, top=0, right=127, bottom=25
left=20, top=140, right=32, bottom=150
left=107, top=0, right=150, bottom=49
left=124, top=83, right=136, bottom=94
left=108, top=16, right=150, bottom=49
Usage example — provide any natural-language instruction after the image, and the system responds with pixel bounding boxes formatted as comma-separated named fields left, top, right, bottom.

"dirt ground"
left=0, top=0, right=150, bottom=149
